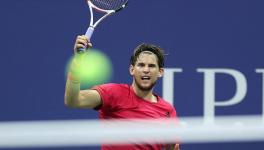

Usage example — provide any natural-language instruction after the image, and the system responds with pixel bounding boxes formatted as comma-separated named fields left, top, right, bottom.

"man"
left=65, top=35, right=180, bottom=150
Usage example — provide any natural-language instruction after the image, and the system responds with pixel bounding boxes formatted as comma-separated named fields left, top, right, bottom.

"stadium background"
left=0, top=0, right=263, bottom=149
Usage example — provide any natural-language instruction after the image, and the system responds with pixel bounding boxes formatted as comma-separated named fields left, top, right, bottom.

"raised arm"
left=64, top=35, right=102, bottom=109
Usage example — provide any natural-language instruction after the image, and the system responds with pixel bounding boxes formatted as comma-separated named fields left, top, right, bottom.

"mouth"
left=141, top=76, right=151, bottom=80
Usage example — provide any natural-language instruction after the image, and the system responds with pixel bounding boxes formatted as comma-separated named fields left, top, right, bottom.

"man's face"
left=130, top=52, right=164, bottom=91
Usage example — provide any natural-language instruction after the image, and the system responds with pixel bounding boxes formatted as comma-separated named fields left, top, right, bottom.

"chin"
left=138, top=83, right=155, bottom=91
left=134, top=78, right=157, bottom=91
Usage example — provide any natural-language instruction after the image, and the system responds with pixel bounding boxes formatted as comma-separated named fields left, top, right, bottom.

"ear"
left=129, top=65, right=134, bottom=75
left=158, top=68, right=164, bottom=77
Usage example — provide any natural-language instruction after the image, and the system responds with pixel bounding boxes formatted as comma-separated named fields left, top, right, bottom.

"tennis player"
left=65, top=35, right=180, bottom=150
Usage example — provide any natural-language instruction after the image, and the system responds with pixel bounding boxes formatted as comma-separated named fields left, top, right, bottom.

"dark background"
left=0, top=0, right=263, bottom=149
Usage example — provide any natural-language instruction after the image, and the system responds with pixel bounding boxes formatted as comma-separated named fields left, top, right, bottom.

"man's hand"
left=69, top=35, right=93, bottom=80
left=74, top=35, right=93, bottom=53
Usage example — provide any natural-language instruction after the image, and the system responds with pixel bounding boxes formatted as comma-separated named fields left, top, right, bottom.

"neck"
left=131, top=82, right=157, bottom=103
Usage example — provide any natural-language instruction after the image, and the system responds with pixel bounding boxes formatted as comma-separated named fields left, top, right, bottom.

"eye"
left=137, top=63, right=145, bottom=67
left=149, top=64, right=156, bottom=68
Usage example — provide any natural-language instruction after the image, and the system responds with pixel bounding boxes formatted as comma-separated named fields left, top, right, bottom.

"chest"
left=102, top=96, right=171, bottom=119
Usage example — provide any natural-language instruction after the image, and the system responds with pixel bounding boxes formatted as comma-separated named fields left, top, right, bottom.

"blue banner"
left=0, top=0, right=263, bottom=149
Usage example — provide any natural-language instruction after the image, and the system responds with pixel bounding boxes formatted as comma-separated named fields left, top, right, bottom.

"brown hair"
left=130, top=43, right=165, bottom=68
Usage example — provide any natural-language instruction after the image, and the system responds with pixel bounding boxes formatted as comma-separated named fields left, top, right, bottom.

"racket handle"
left=77, top=27, right=95, bottom=53
left=85, top=26, right=94, bottom=39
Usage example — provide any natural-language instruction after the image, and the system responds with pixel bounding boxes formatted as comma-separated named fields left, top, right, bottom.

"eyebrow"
left=137, top=62, right=157, bottom=67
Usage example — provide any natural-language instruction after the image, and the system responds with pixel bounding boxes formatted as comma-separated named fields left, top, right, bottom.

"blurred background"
left=0, top=0, right=263, bottom=149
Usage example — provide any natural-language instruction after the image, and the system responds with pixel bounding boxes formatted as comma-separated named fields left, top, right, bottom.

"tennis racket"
left=78, top=0, right=128, bottom=52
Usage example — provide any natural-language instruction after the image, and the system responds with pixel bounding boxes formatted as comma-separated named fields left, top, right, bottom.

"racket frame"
left=78, top=0, right=128, bottom=52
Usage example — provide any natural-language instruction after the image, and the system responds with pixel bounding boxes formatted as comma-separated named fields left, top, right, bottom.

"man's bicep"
left=78, top=89, right=102, bottom=108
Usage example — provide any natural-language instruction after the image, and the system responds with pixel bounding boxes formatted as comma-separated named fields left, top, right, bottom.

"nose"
left=143, top=66, right=150, bottom=73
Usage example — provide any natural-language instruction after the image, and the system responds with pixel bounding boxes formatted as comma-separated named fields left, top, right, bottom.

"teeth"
left=141, top=76, right=150, bottom=80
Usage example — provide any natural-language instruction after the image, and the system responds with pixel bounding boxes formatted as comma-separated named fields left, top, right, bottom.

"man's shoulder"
left=156, top=95, right=174, bottom=107
left=95, top=83, right=131, bottom=94
left=100, top=83, right=130, bottom=89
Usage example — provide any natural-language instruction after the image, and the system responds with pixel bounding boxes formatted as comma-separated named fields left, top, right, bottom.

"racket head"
left=87, top=0, right=128, bottom=12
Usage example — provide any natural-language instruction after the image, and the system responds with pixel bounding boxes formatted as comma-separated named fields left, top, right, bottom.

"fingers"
left=74, top=35, right=93, bottom=53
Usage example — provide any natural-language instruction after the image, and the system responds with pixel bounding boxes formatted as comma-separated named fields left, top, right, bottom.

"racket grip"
left=77, top=27, right=95, bottom=53
left=85, top=26, right=94, bottom=39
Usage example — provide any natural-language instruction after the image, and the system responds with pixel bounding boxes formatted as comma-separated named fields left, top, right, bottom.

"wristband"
left=67, top=73, right=80, bottom=83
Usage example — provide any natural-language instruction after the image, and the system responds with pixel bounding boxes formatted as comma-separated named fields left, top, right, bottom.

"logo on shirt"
left=165, top=112, right=170, bottom=117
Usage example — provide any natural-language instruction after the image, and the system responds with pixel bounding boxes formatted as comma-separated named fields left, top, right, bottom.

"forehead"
left=136, top=52, right=158, bottom=64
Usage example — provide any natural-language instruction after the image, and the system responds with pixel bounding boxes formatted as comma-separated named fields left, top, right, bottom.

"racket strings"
left=91, top=0, right=127, bottom=11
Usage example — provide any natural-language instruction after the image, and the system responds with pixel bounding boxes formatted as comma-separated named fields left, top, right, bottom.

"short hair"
left=130, top=43, right=165, bottom=68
